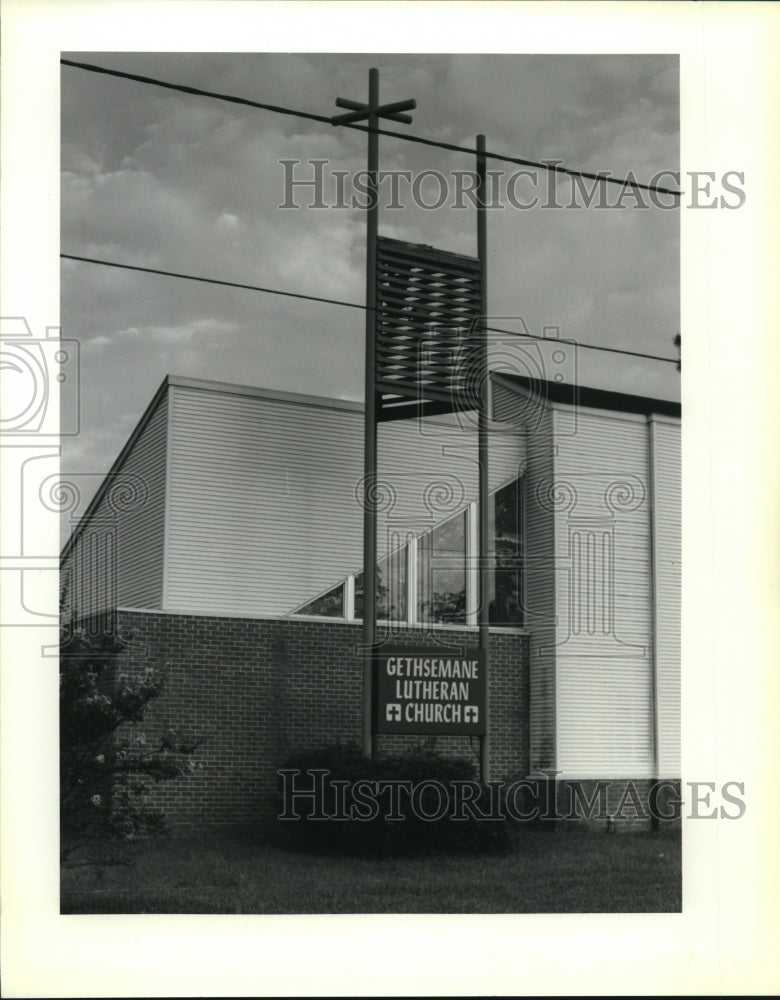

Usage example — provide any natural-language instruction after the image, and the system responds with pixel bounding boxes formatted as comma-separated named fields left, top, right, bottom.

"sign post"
left=331, top=71, right=416, bottom=760
left=476, top=134, right=491, bottom=782
left=331, top=80, right=490, bottom=774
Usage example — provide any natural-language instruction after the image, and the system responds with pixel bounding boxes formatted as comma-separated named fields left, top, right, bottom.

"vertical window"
left=417, top=509, right=467, bottom=625
left=488, top=477, right=523, bottom=625
left=354, top=546, right=407, bottom=622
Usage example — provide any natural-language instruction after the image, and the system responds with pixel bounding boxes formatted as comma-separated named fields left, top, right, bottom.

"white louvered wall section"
left=164, top=378, right=524, bottom=617
left=62, top=389, right=168, bottom=617
left=551, top=406, right=654, bottom=778
left=650, top=416, right=681, bottom=777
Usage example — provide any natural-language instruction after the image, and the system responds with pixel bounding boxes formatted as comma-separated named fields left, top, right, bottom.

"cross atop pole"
left=331, top=80, right=416, bottom=128
left=332, top=70, right=415, bottom=761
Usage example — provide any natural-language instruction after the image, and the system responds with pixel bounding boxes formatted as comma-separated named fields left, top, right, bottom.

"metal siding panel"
left=119, top=393, right=168, bottom=609
left=62, top=393, right=167, bottom=616
left=493, top=382, right=557, bottom=773
left=166, top=387, right=363, bottom=617
left=552, top=408, right=654, bottom=777
left=652, top=419, right=681, bottom=777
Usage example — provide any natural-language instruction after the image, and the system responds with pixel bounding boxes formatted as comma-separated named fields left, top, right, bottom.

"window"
left=355, top=546, right=407, bottom=622
left=488, top=477, right=523, bottom=626
left=296, top=581, right=344, bottom=618
left=417, top=509, right=467, bottom=625
left=291, top=476, right=523, bottom=628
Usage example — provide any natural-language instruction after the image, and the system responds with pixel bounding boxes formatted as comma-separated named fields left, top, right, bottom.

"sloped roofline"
left=491, top=372, right=681, bottom=419
left=61, top=376, right=169, bottom=564
left=165, top=374, right=363, bottom=412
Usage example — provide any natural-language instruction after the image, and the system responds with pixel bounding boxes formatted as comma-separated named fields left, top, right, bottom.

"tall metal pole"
left=362, top=68, right=380, bottom=759
left=476, top=134, right=491, bottom=783
left=332, top=71, right=414, bottom=761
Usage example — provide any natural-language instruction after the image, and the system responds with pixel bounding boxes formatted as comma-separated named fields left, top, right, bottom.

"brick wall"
left=115, top=611, right=530, bottom=828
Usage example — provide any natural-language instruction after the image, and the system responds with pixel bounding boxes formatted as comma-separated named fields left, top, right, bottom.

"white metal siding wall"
left=120, top=393, right=168, bottom=609
left=165, top=385, right=362, bottom=616
left=493, top=381, right=557, bottom=772
left=651, top=417, right=681, bottom=777
left=552, top=407, right=654, bottom=777
left=165, top=383, right=524, bottom=617
left=63, top=392, right=168, bottom=617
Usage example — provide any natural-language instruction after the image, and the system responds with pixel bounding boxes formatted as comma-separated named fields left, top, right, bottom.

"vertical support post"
left=476, top=134, right=491, bottom=783
left=647, top=415, right=660, bottom=830
left=406, top=534, right=418, bottom=627
left=466, top=501, right=478, bottom=627
left=362, top=68, right=380, bottom=759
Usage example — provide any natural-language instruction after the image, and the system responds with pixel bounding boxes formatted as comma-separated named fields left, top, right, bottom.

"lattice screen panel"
left=375, top=237, right=483, bottom=421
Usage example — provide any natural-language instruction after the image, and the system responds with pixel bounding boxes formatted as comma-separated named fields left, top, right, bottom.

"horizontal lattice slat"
left=375, top=237, right=482, bottom=419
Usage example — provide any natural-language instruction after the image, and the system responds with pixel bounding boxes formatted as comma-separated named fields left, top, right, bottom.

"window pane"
left=296, top=582, right=344, bottom=618
left=417, top=510, right=467, bottom=625
left=354, top=546, right=407, bottom=622
left=489, top=478, right=523, bottom=625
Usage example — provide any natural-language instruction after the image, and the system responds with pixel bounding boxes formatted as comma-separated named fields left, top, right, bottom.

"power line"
left=61, top=253, right=363, bottom=311
left=484, top=324, right=677, bottom=364
left=61, top=252, right=680, bottom=365
left=60, top=58, right=683, bottom=198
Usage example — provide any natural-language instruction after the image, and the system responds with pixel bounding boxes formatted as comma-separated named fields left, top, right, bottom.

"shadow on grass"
left=61, top=822, right=681, bottom=914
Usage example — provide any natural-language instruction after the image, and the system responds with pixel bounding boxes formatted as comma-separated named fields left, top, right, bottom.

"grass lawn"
left=61, top=824, right=681, bottom=914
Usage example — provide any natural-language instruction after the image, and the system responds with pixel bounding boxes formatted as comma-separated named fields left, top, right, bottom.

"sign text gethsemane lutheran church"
left=374, top=647, right=487, bottom=735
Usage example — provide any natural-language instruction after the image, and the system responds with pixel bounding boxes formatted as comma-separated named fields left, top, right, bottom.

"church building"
left=60, top=369, right=680, bottom=826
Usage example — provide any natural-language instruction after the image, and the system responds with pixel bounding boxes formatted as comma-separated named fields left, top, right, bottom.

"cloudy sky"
left=61, top=52, right=679, bottom=526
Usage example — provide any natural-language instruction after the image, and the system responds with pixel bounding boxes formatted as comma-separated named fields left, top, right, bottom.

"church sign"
left=373, top=646, right=486, bottom=735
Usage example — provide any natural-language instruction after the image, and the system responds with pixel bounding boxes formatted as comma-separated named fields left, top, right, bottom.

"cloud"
left=60, top=52, right=680, bottom=514
left=115, top=322, right=209, bottom=345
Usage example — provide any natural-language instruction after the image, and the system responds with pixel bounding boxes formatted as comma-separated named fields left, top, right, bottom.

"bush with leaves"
left=60, top=625, right=200, bottom=866
left=276, top=741, right=511, bottom=857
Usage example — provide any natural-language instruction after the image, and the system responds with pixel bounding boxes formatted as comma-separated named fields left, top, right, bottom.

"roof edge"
left=167, top=374, right=363, bottom=413
left=492, top=372, right=681, bottom=419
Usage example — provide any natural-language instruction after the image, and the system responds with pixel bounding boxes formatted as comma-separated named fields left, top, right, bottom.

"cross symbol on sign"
left=464, top=706, right=479, bottom=724
left=386, top=703, right=402, bottom=722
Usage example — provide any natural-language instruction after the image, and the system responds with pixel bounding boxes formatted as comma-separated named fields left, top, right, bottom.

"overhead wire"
left=60, top=58, right=683, bottom=197
left=61, top=253, right=680, bottom=365
left=60, top=253, right=364, bottom=312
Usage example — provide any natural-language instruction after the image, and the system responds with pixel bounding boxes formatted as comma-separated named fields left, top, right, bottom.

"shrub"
left=275, top=741, right=510, bottom=857
left=60, top=624, right=201, bottom=866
